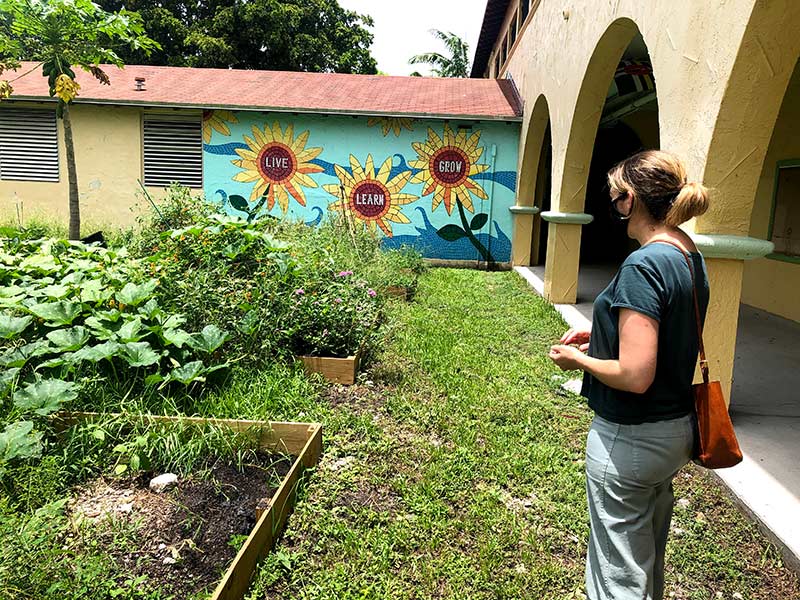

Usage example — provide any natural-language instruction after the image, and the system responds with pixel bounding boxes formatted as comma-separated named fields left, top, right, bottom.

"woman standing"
left=548, top=151, right=710, bottom=600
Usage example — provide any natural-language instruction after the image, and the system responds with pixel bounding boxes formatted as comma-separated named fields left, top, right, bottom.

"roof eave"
left=8, top=95, right=523, bottom=123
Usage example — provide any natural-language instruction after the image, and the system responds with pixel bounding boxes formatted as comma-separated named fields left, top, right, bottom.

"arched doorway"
left=512, top=94, right=552, bottom=267
left=546, top=19, right=660, bottom=305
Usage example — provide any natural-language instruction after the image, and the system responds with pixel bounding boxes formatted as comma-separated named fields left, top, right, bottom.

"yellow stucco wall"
left=740, top=61, right=800, bottom=323
left=0, top=103, right=186, bottom=231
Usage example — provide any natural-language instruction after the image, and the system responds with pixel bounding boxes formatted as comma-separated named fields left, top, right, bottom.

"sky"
left=337, top=0, right=488, bottom=76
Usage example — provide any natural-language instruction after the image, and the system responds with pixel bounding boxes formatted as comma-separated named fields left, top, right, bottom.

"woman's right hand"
left=560, top=328, right=591, bottom=352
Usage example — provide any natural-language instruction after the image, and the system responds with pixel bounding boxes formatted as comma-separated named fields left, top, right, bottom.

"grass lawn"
left=244, top=268, right=800, bottom=600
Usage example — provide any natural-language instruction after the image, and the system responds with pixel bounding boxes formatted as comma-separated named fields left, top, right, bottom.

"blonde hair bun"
left=666, top=181, right=709, bottom=227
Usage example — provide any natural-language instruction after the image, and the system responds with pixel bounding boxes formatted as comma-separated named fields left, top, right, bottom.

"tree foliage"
left=96, top=0, right=378, bottom=74
left=409, top=29, right=470, bottom=78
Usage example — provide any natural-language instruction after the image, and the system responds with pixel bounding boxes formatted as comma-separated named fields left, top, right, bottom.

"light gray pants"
left=585, top=413, right=694, bottom=600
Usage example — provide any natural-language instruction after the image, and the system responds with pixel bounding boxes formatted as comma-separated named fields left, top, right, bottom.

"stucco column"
left=510, top=206, right=540, bottom=266
left=541, top=211, right=594, bottom=303
left=692, top=235, right=775, bottom=402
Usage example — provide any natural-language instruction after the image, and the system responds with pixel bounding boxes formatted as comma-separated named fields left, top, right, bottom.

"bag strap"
left=651, top=240, right=710, bottom=384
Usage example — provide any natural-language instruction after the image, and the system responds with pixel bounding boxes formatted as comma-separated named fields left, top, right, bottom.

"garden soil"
left=69, top=454, right=291, bottom=598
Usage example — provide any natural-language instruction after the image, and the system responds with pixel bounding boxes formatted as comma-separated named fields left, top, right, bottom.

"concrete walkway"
left=515, top=265, right=800, bottom=571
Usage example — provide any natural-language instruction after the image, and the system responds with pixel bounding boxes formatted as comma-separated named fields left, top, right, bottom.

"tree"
left=409, top=30, right=470, bottom=78
left=0, top=0, right=159, bottom=240
left=95, top=0, right=378, bottom=74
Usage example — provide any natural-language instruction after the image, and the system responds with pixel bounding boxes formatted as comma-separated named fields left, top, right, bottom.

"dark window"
left=0, top=109, right=59, bottom=182
left=771, top=163, right=800, bottom=257
left=521, top=0, right=530, bottom=24
left=510, top=10, right=519, bottom=47
left=143, top=114, right=203, bottom=188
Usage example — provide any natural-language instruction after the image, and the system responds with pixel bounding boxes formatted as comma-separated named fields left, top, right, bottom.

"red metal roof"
left=7, top=62, right=522, bottom=121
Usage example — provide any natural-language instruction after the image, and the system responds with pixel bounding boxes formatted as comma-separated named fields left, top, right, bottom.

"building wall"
left=491, top=0, right=800, bottom=396
left=203, top=111, right=520, bottom=263
left=0, top=103, right=153, bottom=229
left=1, top=103, right=520, bottom=263
left=741, top=62, right=800, bottom=323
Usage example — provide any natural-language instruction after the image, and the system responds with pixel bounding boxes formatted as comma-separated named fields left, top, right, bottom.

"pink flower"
left=295, top=288, right=305, bottom=295
left=336, top=270, right=354, bottom=277
left=367, top=289, right=377, bottom=297
left=334, top=297, right=343, bottom=304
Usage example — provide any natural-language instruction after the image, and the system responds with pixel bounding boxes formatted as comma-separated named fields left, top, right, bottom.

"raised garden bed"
left=301, top=350, right=362, bottom=385
left=55, top=412, right=322, bottom=600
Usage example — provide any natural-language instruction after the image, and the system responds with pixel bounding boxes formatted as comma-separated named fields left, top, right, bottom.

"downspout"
left=485, top=143, right=498, bottom=268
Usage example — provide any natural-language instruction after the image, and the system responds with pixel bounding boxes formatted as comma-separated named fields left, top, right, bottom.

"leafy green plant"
left=0, top=236, right=230, bottom=389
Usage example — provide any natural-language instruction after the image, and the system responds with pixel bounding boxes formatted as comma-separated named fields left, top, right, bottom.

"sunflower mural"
left=202, top=110, right=238, bottom=143
left=410, top=124, right=489, bottom=215
left=323, top=155, right=418, bottom=237
left=368, top=116, right=414, bottom=137
left=231, top=122, right=324, bottom=212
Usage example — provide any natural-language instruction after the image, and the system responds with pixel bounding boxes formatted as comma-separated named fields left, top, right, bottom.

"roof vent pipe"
left=134, top=77, right=146, bottom=91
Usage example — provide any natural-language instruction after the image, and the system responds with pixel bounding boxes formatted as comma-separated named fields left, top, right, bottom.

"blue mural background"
left=202, top=111, right=520, bottom=263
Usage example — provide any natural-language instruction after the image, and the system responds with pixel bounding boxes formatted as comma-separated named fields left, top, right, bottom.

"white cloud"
left=338, top=0, right=488, bottom=76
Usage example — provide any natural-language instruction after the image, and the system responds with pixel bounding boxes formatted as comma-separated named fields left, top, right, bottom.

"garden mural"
left=202, top=110, right=520, bottom=264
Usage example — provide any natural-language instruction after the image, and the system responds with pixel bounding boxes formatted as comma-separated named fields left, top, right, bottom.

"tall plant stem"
left=62, top=103, right=81, bottom=240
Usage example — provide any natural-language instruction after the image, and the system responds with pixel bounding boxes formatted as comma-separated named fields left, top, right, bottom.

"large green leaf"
left=0, top=285, right=24, bottom=299
left=41, top=284, right=71, bottom=299
left=20, top=254, right=58, bottom=273
left=162, top=327, right=192, bottom=348
left=0, top=421, right=43, bottom=465
left=80, top=278, right=113, bottom=304
left=28, top=301, right=83, bottom=326
left=0, top=341, right=50, bottom=368
left=116, top=280, right=158, bottom=307
left=72, top=341, right=122, bottom=363
left=138, top=298, right=162, bottom=320
left=0, top=314, right=33, bottom=339
left=186, top=325, right=228, bottom=354
left=13, top=379, right=78, bottom=416
left=0, top=294, right=25, bottom=310
left=46, top=326, right=91, bottom=351
left=0, top=367, right=20, bottom=396
left=116, top=317, right=146, bottom=343
left=120, top=342, right=161, bottom=368
left=169, top=360, right=205, bottom=384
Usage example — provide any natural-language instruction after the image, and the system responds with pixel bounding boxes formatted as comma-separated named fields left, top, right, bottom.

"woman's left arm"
left=549, top=309, right=659, bottom=394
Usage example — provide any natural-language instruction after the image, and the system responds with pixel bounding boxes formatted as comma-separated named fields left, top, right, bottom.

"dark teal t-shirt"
left=580, top=242, right=710, bottom=424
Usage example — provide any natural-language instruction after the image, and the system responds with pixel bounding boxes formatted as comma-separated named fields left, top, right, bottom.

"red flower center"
left=351, top=181, right=390, bottom=219
left=431, top=147, right=469, bottom=186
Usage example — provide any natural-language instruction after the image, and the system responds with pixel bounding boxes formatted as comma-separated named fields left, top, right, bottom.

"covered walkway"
left=515, top=265, right=800, bottom=572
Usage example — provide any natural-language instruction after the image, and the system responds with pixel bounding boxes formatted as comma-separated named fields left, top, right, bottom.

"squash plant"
left=0, top=236, right=230, bottom=474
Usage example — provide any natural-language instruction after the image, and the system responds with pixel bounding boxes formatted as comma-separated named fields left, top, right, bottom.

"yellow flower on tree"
left=368, top=116, right=414, bottom=137
left=410, top=124, right=489, bottom=214
left=323, top=154, right=418, bottom=237
left=54, top=74, right=80, bottom=104
left=232, top=122, right=324, bottom=212
left=202, top=110, right=238, bottom=143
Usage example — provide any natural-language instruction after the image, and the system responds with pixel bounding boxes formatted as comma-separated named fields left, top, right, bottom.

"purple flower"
left=334, top=297, right=343, bottom=304
left=367, top=289, right=377, bottom=298
left=336, top=270, right=354, bottom=277
left=295, top=288, right=305, bottom=295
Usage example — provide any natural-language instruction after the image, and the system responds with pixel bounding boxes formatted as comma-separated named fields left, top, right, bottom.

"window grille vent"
left=0, top=109, right=59, bottom=182
left=143, top=115, right=202, bottom=188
